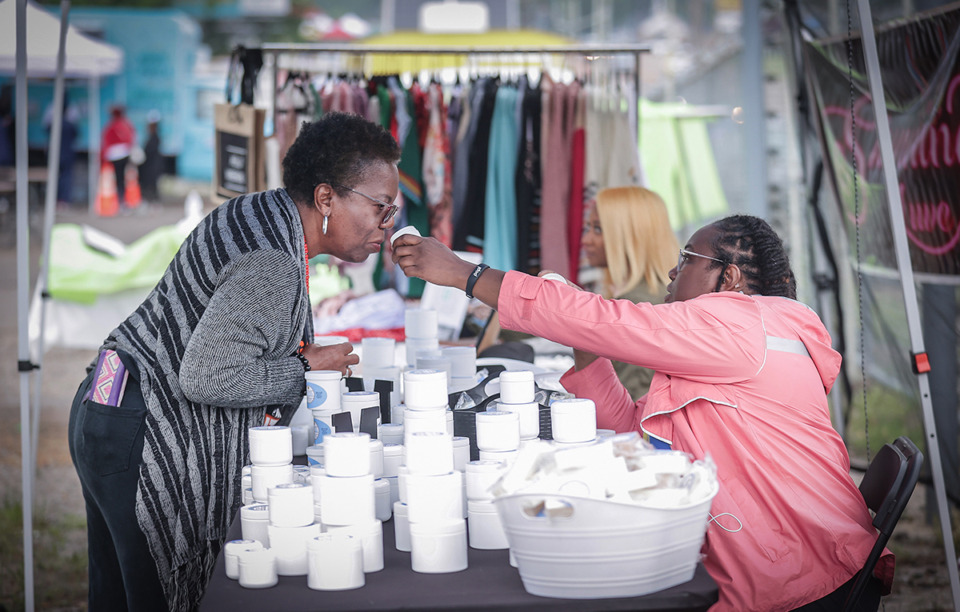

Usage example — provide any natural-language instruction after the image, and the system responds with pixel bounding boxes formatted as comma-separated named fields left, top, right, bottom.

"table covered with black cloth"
left=200, top=512, right=718, bottom=611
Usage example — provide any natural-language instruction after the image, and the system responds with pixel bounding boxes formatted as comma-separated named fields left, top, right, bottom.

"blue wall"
left=11, top=8, right=221, bottom=181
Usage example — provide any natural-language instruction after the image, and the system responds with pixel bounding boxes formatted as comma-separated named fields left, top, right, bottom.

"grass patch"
left=0, top=497, right=88, bottom=612
left=844, top=383, right=925, bottom=463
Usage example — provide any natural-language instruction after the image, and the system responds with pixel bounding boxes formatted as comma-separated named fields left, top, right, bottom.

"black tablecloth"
left=200, top=512, right=718, bottom=612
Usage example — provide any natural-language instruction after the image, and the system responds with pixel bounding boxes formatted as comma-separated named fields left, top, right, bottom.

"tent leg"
left=32, top=0, right=71, bottom=500
left=15, top=0, right=36, bottom=609
left=856, top=1, right=960, bottom=608
left=87, top=75, right=100, bottom=215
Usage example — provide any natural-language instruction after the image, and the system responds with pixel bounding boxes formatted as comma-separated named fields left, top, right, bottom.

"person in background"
left=0, top=85, right=14, bottom=167
left=101, top=104, right=136, bottom=209
left=392, top=214, right=891, bottom=611
left=140, top=110, right=163, bottom=204
left=581, top=186, right=678, bottom=398
left=69, top=112, right=400, bottom=611
left=44, top=94, right=80, bottom=207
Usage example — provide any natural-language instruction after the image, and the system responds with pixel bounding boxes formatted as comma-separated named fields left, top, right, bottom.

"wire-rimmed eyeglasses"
left=335, top=184, right=399, bottom=227
left=677, top=248, right=724, bottom=271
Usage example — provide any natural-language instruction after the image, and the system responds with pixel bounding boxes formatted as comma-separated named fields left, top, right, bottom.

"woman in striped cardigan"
left=68, top=112, right=401, bottom=611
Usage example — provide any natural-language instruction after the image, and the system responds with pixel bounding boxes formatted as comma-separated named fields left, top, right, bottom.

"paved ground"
left=0, top=184, right=957, bottom=610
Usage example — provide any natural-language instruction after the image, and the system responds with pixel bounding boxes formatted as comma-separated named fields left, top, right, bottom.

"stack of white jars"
left=404, top=308, right=439, bottom=369
left=465, top=459, right=509, bottom=550
left=314, top=432, right=384, bottom=574
left=361, top=336, right=401, bottom=408
left=401, top=431, right=467, bottom=573
left=443, top=345, right=478, bottom=392
left=248, top=426, right=295, bottom=504
left=495, top=370, right=541, bottom=442
left=267, top=481, right=321, bottom=577
left=478, top=371, right=540, bottom=466
left=402, top=369, right=453, bottom=441
left=306, top=369, right=343, bottom=444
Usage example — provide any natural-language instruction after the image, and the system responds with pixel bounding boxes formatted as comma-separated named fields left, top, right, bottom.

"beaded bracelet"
left=296, top=342, right=311, bottom=372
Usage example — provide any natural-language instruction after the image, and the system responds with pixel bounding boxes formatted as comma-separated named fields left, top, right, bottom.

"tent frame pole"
left=855, top=1, right=960, bottom=607
left=15, top=0, right=35, bottom=608
left=31, top=0, right=71, bottom=501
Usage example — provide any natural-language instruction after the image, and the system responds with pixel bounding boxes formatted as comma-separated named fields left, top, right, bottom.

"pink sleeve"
left=559, top=358, right=640, bottom=433
left=497, top=271, right=764, bottom=383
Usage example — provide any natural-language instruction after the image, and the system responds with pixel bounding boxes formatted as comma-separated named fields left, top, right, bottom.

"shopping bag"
left=213, top=103, right=266, bottom=200
left=95, top=163, right=118, bottom=217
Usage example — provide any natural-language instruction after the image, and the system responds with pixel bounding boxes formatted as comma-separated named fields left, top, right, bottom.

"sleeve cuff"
left=560, top=357, right=619, bottom=395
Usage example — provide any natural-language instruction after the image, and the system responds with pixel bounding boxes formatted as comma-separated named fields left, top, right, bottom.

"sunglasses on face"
left=677, top=248, right=724, bottom=271
left=335, top=184, right=399, bottom=227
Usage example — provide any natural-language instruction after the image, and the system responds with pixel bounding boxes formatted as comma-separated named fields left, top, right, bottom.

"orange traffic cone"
left=125, top=164, right=142, bottom=208
left=96, top=163, right=118, bottom=217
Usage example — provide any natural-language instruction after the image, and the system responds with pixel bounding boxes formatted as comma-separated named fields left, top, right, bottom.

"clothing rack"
left=259, top=43, right=650, bottom=133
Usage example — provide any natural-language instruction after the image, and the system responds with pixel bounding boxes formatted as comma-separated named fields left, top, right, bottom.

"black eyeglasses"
left=335, top=184, right=399, bottom=227
left=677, top=248, right=724, bottom=271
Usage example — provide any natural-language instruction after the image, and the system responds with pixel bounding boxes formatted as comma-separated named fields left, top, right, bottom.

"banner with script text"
left=805, top=4, right=960, bottom=277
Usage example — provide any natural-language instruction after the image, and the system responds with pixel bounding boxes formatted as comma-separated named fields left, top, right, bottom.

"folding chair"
left=842, top=436, right=923, bottom=611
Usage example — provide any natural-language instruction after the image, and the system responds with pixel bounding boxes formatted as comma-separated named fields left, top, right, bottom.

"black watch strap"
left=465, top=263, right=490, bottom=299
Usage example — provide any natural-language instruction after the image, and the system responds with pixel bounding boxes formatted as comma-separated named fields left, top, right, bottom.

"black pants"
left=793, top=572, right=883, bottom=611
left=68, top=352, right=168, bottom=612
left=112, top=157, right=129, bottom=205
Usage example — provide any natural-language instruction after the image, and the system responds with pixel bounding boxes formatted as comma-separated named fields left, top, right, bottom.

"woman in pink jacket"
left=393, top=215, right=891, bottom=611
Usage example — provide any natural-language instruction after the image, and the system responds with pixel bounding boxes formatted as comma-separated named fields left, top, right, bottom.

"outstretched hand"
left=301, top=342, right=359, bottom=377
left=391, top=234, right=475, bottom=290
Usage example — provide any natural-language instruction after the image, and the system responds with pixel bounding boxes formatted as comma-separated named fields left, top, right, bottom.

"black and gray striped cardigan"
left=98, top=188, right=312, bottom=610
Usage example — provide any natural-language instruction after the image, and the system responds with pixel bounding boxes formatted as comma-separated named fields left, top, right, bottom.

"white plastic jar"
left=410, top=519, right=468, bottom=574
left=550, top=397, right=597, bottom=443
left=237, top=547, right=278, bottom=589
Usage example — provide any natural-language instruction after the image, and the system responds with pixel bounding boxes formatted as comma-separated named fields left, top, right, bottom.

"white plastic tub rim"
left=492, top=487, right=718, bottom=600
left=494, top=479, right=719, bottom=526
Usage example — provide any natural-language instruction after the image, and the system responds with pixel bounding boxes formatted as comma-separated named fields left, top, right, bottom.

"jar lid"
left=476, top=409, right=519, bottom=423
left=270, top=482, right=309, bottom=494
left=550, top=397, right=596, bottom=414
left=240, top=504, right=269, bottom=519
left=305, top=369, right=342, bottom=380
left=466, top=460, right=505, bottom=472
left=249, top=425, right=290, bottom=434
left=342, top=391, right=379, bottom=403
left=499, top=370, right=534, bottom=383
left=225, top=539, right=262, bottom=553
left=467, top=499, right=497, bottom=513
left=403, top=368, right=446, bottom=382
left=409, top=518, right=465, bottom=535
left=237, top=547, right=275, bottom=565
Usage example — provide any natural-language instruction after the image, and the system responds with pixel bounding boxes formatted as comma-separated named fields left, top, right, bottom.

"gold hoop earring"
left=322, top=215, right=328, bottom=235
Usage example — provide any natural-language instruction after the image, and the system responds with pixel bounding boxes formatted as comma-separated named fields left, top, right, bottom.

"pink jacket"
left=497, top=271, right=893, bottom=612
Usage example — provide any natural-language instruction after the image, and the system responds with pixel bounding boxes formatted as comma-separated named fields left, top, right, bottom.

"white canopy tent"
left=0, top=0, right=123, bottom=214
left=9, top=1, right=122, bottom=609
left=0, top=0, right=122, bottom=76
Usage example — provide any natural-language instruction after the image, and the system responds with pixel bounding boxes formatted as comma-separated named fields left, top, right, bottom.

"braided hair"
left=706, top=215, right=797, bottom=299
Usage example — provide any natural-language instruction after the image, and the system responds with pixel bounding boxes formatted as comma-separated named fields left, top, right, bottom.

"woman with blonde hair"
left=581, top=186, right=678, bottom=397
